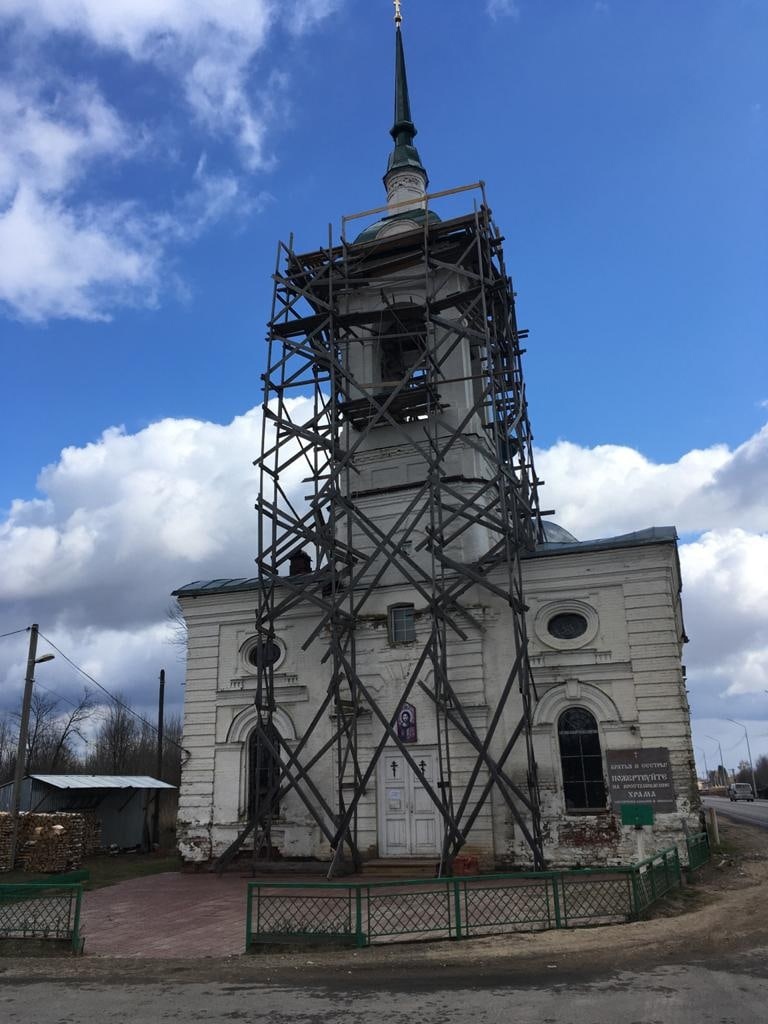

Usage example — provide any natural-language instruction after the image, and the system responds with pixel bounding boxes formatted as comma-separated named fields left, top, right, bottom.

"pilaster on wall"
left=176, top=605, right=220, bottom=862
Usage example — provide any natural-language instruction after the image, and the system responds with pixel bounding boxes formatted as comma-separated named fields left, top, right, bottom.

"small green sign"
left=620, top=803, right=654, bottom=826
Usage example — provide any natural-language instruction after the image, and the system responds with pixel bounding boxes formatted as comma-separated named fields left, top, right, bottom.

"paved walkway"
left=81, top=873, right=251, bottom=958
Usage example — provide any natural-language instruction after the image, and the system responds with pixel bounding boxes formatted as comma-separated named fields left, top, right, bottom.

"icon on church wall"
left=397, top=702, right=417, bottom=743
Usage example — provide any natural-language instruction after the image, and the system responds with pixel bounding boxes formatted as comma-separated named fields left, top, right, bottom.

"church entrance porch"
left=376, top=747, right=441, bottom=858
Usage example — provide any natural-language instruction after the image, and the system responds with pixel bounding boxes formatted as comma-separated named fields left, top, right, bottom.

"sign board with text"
left=606, top=747, right=676, bottom=812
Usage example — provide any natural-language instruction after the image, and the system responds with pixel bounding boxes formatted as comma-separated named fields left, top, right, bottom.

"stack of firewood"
left=80, top=810, right=102, bottom=855
left=0, top=814, right=13, bottom=872
left=0, top=811, right=93, bottom=872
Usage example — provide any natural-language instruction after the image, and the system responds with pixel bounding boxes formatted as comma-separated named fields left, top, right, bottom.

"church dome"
left=355, top=207, right=441, bottom=244
left=540, top=521, right=579, bottom=544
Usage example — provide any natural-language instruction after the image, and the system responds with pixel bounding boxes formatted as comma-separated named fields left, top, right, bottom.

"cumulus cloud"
left=2, top=1, right=336, bottom=169
left=0, top=399, right=311, bottom=714
left=0, top=2, right=335, bottom=321
left=535, top=426, right=768, bottom=728
left=0, top=403, right=307, bottom=629
left=536, top=426, right=768, bottom=540
left=680, top=530, right=768, bottom=695
left=2, top=409, right=767, bottom=747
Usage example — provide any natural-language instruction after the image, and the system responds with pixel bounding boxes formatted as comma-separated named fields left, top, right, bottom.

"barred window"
left=248, top=722, right=282, bottom=820
left=388, top=604, right=415, bottom=644
left=557, top=707, right=607, bottom=811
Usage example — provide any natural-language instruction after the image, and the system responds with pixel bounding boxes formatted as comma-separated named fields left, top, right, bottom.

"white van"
left=728, top=783, right=754, bottom=802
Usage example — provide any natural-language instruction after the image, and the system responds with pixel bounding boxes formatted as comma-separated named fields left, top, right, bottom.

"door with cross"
left=377, top=747, right=440, bottom=856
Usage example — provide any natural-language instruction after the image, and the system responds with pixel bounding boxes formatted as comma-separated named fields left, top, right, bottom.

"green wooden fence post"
left=71, top=885, right=83, bottom=955
left=453, top=879, right=463, bottom=939
left=630, top=868, right=640, bottom=919
left=245, top=885, right=253, bottom=952
left=355, top=886, right=364, bottom=948
left=551, top=877, right=562, bottom=929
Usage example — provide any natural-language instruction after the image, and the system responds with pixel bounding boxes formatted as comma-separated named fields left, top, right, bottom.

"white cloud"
left=2, top=410, right=767, bottom=745
left=535, top=427, right=768, bottom=714
left=0, top=185, right=160, bottom=322
left=0, top=399, right=311, bottom=713
left=679, top=530, right=768, bottom=696
left=536, top=426, right=768, bottom=540
left=0, top=402, right=312, bottom=622
left=2, top=1, right=337, bottom=169
left=0, top=2, right=336, bottom=322
left=0, top=77, right=160, bottom=320
left=0, top=79, right=129, bottom=201
left=486, top=0, right=521, bottom=19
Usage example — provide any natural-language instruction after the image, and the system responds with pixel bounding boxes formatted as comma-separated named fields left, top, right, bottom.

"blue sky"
left=1, top=1, right=767, bottom=773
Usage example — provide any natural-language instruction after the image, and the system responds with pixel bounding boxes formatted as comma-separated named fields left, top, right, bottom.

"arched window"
left=557, top=707, right=606, bottom=811
left=379, top=306, right=427, bottom=390
left=248, top=721, right=282, bottom=821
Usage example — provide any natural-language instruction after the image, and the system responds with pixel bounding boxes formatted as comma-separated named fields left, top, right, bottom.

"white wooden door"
left=378, top=747, right=440, bottom=857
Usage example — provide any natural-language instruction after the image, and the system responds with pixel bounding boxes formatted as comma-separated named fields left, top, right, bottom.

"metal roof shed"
left=0, top=775, right=176, bottom=850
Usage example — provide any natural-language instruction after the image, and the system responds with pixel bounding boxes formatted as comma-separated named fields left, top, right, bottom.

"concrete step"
left=363, top=858, right=439, bottom=879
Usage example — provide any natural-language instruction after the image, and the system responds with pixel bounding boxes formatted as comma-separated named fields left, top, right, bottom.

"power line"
left=0, top=628, right=29, bottom=640
left=32, top=679, right=91, bottom=714
left=36, top=631, right=186, bottom=755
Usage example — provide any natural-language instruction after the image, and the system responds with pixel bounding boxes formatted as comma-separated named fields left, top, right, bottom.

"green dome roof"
left=355, top=207, right=440, bottom=244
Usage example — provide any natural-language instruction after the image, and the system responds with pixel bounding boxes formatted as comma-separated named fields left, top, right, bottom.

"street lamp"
left=727, top=718, right=759, bottom=799
left=706, top=735, right=728, bottom=790
left=697, top=747, right=710, bottom=787
left=8, top=626, right=55, bottom=868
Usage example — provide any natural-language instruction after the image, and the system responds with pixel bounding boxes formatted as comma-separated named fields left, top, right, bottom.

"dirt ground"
left=1, top=819, right=766, bottom=985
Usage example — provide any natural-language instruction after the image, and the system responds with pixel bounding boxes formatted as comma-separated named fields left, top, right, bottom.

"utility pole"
left=9, top=625, right=54, bottom=869
left=706, top=735, right=728, bottom=790
left=727, top=719, right=758, bottom=798
left=697, top=747, right=710, bottom=787
left=152, top=668, right=165, bottom=847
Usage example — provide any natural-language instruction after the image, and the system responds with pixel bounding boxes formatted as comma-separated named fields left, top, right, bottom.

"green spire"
left=385, top=25, right=428, bottom=186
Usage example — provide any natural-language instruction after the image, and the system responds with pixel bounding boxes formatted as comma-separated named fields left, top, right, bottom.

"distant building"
left=0, top=774, right=175, bottom=850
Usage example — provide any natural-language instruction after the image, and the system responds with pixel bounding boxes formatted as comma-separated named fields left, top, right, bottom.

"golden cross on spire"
left=394, top=0, right=403, bottom=27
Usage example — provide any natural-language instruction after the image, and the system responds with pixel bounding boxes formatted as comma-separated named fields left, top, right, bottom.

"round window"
left=247, top=640, right=282, bottom=670
left=547, top=613, right=588, bottom=640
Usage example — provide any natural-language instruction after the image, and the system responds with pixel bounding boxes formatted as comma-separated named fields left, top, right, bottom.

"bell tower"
left=242, top=10, right=546, bottom=875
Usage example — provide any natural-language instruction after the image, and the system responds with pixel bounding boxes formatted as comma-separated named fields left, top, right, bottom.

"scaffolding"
left=220, top=182, right=547, bottom=875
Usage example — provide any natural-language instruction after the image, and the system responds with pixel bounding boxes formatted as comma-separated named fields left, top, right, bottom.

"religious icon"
left=396, top=701, right=417, bottom=742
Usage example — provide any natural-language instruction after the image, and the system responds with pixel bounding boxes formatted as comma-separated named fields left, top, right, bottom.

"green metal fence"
left=686, top=832, right=710, bottom=872
left=246, top=846, right=683, bottom=950
left=0, top=883, right=83, bottom=954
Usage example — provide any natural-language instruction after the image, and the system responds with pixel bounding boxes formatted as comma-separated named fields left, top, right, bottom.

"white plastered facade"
left=175, top=530, right=699, bottom=868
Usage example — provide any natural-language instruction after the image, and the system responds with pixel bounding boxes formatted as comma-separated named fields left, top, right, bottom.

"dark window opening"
left=388, top=604, right=416, bottom=644
left=548, top=612, right=588, bottom=640
left=247, top=640, right=281, bottom=670
left=557, top=707, right=606, bottom=811
left=379, top=308, right=427, bottom=389
left=248, top=723, right=282, bottom=821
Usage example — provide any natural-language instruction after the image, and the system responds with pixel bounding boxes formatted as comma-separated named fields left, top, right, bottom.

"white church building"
left=174, top=20, right=699, bottom=873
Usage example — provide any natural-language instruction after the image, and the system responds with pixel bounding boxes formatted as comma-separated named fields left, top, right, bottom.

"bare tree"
left=88, top=697, right=139, bottom=774
left=47, top=689, right=94, bottom=771
left=161, top=713, right=184, bottom=787
left=166, top=600, right=188, bottom=663
left=0, top=713, right=16, bottom=783
left=20, top=689, right=94, bottom=774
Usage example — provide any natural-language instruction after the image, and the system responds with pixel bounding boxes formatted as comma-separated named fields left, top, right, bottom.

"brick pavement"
left=80, top=872, right=251, bottom=958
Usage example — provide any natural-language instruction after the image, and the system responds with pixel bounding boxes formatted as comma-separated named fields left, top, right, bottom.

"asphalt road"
left=702, top=795, right=768, bottom=829
left=1, top=948, right=767, bottom=1024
